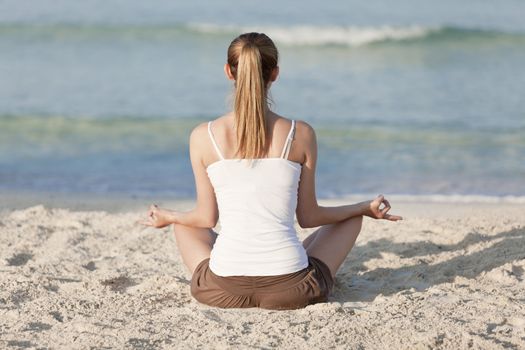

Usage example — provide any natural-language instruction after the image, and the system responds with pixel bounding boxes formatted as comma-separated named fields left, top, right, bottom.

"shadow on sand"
left=334, top=227, right=525, bottom=302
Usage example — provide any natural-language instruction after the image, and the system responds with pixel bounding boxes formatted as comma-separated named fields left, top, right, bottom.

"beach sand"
left=1, top=197, right=524, bottom=349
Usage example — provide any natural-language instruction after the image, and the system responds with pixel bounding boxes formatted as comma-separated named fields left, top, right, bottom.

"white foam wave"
left=189, top=23, right=436, bottom=46
left=326, top=193, right=525, bottom=204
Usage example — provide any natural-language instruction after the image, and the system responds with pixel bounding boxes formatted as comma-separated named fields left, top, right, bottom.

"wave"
left=2, top=115, right=524, bottom=198
left=0, top=115, right=197, bottom=156
left=1, top=22, right=524, bottom=47
left=2, top=115, right=524, bottom=155
left=190, top=23, right=435, bottom=46
left=187, top=23, right=525, bottom=47
left=327, top=193, right=525, bottom=204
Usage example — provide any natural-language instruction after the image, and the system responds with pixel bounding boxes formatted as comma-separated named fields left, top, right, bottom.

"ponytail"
left=234, top=43, right=267, bottom=159
left=227, top=33, right=279, bottom=160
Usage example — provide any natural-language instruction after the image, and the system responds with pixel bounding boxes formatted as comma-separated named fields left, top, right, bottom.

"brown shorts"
left=190, top=256, right=334, bottom=310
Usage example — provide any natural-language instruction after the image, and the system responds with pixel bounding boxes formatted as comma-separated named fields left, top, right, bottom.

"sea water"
left=1, top=0, right=524, bottom=200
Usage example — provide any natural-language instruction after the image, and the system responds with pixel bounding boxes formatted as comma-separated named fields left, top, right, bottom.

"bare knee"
left=342, top=215, right=363, bottom=228
left=340, top=215, right=363, bottom=237
left=172, top=222, right=188, bottom=236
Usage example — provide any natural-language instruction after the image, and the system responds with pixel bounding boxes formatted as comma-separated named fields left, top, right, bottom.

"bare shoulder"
left=189, top=118, right=226, bottom=165
left=271, top=115, right=315, bottom=138
left=189, top=121, right=209, bottom=143
left=294, top=119, right=317, bottom=144
left=190, top=113, right=231, bottom=136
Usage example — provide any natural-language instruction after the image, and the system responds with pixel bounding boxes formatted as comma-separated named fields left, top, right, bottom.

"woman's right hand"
left=362, top=195, right=403, bottom=221
left=138, top=204, right=175, bottom=228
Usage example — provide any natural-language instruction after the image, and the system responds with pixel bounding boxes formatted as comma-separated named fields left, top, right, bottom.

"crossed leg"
left=302, top=215, right=363, bottom=278
left=173, top=223, right=218, bottom=275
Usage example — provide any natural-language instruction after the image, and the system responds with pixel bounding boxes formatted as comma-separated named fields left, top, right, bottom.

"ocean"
left=1, top=0, right=524, bottom=200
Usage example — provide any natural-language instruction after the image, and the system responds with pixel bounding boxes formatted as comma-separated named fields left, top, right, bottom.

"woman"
left=140, top=32, right=402, bottom=310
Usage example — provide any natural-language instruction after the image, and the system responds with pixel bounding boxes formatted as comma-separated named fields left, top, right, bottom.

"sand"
left=1, top=198, right=524, bottom=349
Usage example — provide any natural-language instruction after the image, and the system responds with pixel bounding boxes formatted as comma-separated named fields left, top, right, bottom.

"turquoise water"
left=1, top=1, right=524, bottom=198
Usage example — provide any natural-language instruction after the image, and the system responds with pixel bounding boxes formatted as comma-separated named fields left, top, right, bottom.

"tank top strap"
left=207, top=121, right=225, bottom=160
left=280, top=119, right=296, bottom=160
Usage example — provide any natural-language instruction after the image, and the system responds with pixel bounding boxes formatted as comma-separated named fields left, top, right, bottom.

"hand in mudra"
left=363, top=195, right=402, bottom=221
left=138, top=204, right=173, bottom=228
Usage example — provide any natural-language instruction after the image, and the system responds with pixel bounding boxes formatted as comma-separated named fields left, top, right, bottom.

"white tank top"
left=206, top=119, right=309, bottom=276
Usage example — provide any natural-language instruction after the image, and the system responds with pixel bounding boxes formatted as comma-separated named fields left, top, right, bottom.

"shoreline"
left=2, top=189, right=525, bottom=213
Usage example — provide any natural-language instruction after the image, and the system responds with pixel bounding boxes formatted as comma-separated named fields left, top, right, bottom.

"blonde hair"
left=227, top=33, right=278, bottom=159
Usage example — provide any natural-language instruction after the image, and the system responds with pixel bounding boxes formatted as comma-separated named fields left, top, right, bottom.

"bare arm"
left=140, top=123, right=219, bottom=229
left=295, top=121, right=401, bottom=228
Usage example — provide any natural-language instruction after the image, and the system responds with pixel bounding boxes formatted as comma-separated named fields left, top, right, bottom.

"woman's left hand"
left=363, top=195, right=403, bottom=221
left=138, top=204, right=174, bottom=228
